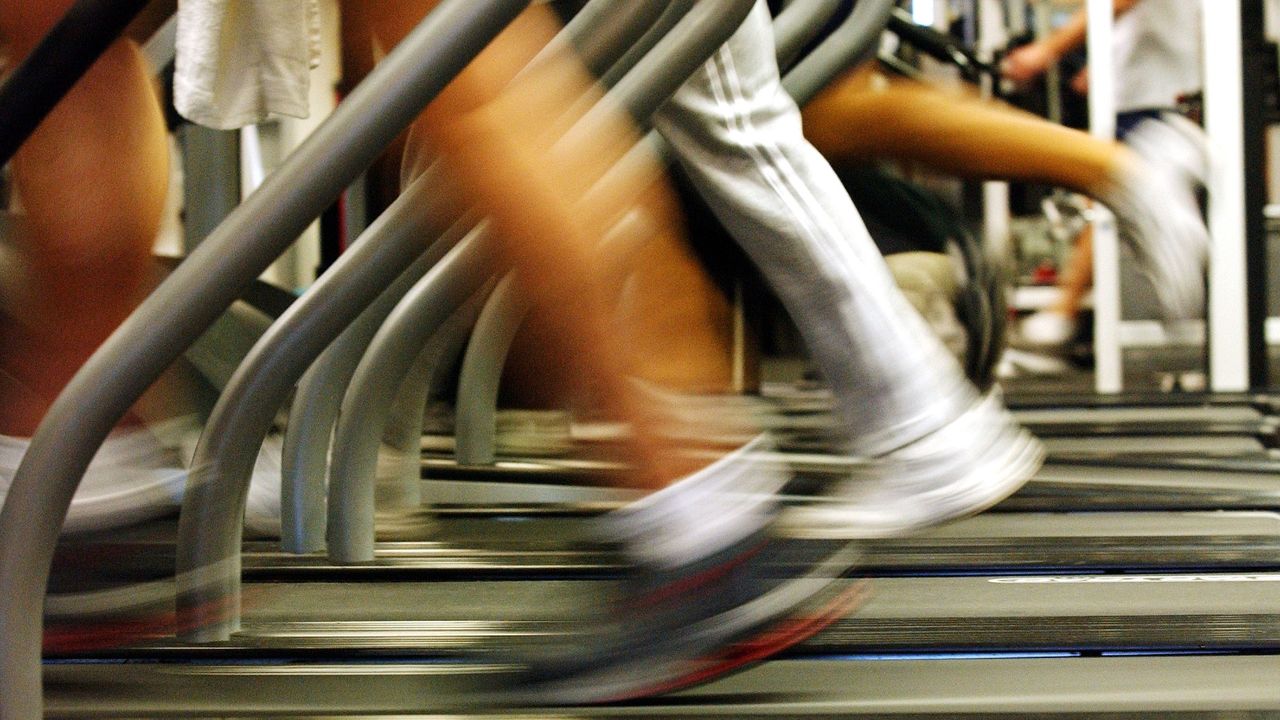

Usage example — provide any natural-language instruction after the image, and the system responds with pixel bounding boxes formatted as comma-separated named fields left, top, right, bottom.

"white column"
left=978, top=0, right=1012, bottom=268
left=1087, top=0, right=1122, bottom=392
left=1203, top=0, right=1250, bottom=391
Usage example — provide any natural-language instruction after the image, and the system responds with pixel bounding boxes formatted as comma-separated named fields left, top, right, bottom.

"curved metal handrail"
left=174, top=170, right=474, bottom=641
left=773, top=0, right=844, bottom=71
left=782, top=0, right=895, bottom=106
left=278, top=0, right=676, bottom=552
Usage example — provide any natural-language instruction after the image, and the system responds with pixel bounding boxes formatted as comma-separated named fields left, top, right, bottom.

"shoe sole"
left=512, top=541, right=864, bottom=705
left=781, top=428, right=1045, bottom=540
left=612, top=578, right=872, bottom=701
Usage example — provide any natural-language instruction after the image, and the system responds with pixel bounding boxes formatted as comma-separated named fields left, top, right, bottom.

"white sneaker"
left=783, top=393, right=1044, bottom=539
left=996, top=348, right=1072, bottom=378
left=1017, top=309, right=1077, bottom=349
left=1133, top=113, right=1210, bottom=188
left=0, top=416, right=284, bottom=535
left=1102, top=118, right=1210, bottom=321
left=0, top=417, right=193, bottom=534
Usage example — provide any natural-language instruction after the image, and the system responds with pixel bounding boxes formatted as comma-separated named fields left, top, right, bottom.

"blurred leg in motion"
left=345, top=2, right=862, bottom=699
left=0, top=1, right=221, bottom=533
left=804, top=65, right=1118, bottom=195
left=653, top=2, right=1042, bottom=542
left=0, top=0, right=168, bottom=437
left=804, top=64, right=1208, bottom=342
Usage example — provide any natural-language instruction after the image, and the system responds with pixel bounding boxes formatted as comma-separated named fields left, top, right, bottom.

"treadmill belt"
left=45, top=655, right=1280, bottom=716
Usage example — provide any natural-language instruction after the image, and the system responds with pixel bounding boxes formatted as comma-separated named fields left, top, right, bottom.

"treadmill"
left=13, top=1, right=1280, bottom=717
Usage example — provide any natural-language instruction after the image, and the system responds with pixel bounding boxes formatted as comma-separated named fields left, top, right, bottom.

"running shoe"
left=1017, top=309, right=1077, bottom=350
left=510, top=434, right=865, bottom=704
left=784, top=391, right=1044, bottom=539
left=0, top=416, right=284, bottom=535
left=1102, top=117, right=1211, bottom=322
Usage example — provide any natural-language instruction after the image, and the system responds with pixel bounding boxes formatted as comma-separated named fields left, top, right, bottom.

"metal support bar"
left=295, top=1, right=681, bottom=549
left=279, top=171, right=461, bottom=554
left=599, top=1, right=697, bottom=90
left=383, top=283, right=495, bottom=509
left=781, top=0, right=895, bottom=106
left=555, top=0, right=668, bottom=78
left=446, top=197, right=656, bottom=464
left=327, top=228, right=497, bottom=563
left=584, top=0, right=758, bottom=127
left=279, top=248, right=443, bottom=553
left=1241, top=0, right=1270, bottom=389
left=453, top=274, right=532, bottom=465
left=175, top=171, right=471, bottom=641
left=1087, top=0, right=1123, bottom=393
left=773, top=0, right=845, bottom=72
left=0, top=4, right=529, bottom=713
left=178, top=124, right=242, bottom=252
left=1204, top=0, right=1251, bottom=391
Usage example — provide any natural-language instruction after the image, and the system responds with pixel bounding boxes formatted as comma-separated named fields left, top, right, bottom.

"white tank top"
left=1112, top=0, right=1202, bottom=112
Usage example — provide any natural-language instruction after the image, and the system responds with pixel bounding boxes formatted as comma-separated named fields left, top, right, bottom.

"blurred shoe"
left=1103, top=118, right=1210, bottom=321
left=1136, top=112, right=1210, bottom=188
left=514, top=434, right=864, bottom=703
left=1017, top=309, right=1077, bottom=349
left=0, top=416, right=192, bottom=534
left=0, top=415, right=284, bottom=535
left=784, top=392, right=1044, bottom=539
left=996, top=348, right=1072, bottom=379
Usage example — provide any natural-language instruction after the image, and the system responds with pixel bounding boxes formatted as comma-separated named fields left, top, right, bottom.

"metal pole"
left=1087, top=0, right=1123, bottom=393
left=1203, top=0, right=1251, bottom=390
left=1240, top=0, right=1269, bottom=389
left=978, top=0, right=1012, bottom=283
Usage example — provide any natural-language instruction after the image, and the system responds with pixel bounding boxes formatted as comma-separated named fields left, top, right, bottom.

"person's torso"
left=1112, top=0, right=1202, bottom=112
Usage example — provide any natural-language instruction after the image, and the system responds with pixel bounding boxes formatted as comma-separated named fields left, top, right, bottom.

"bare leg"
left=0, top=1, right=169, bottom=436
left=1053, top=224, right=1093, bottom=318
left=803, top=65, right=1126, bottom=198
left=803, top=65, right=1143, bottom=344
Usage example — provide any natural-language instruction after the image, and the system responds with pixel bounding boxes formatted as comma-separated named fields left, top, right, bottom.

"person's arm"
left=1001, top=0, right=1142, bottom=85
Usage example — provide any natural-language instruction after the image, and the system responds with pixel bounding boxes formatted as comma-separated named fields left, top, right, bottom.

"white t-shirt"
left=1112, top=0, right=1202, bottom=112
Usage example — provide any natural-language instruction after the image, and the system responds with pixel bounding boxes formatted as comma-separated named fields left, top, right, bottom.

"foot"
left=1134, top=112, right=1210, bottom=188
left=513, top=434, right=863, bottom=703
left=784, top=392, right=1044, bottom=539
left=996, top=348, right=1072, bottom=378
left=0, top=416, right=284, bottom=535
left=1017, top=309, right=1077, bottom=349
left=1102, top=117, right=1211, bottom=321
